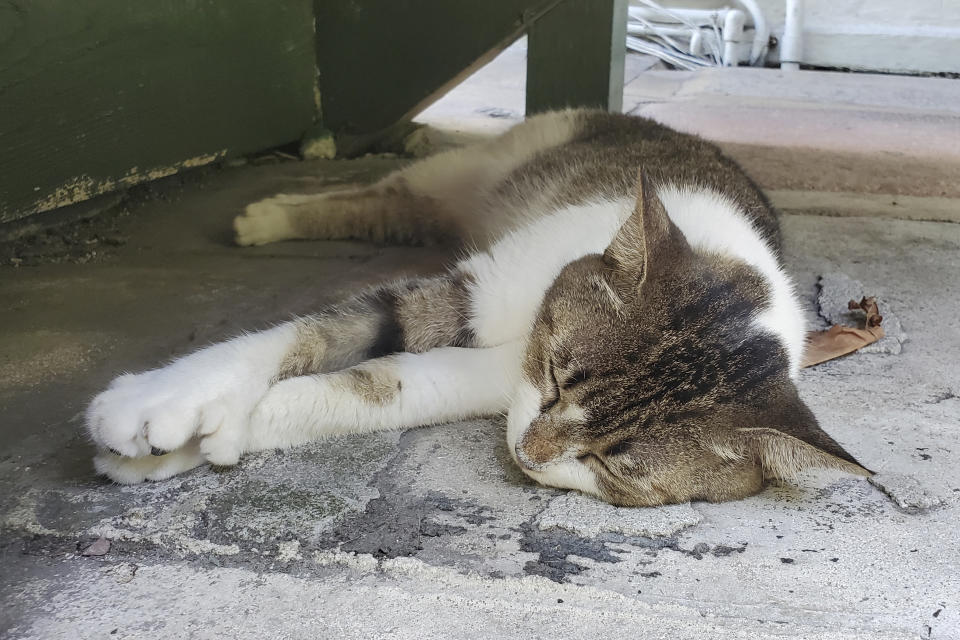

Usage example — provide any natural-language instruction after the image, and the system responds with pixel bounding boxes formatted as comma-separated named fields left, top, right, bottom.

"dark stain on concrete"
left=323, top=492, right=494, bottom=559
left=517, top=522, right=623, bottom=583
left=710, top=544, right=747, bottom=557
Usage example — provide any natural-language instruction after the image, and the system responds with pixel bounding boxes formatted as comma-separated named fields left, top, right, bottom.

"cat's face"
left=507, top=175, right=869, bottom=506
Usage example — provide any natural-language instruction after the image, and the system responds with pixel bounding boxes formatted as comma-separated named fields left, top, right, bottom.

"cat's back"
left=491, top=110, right=781, bottom=253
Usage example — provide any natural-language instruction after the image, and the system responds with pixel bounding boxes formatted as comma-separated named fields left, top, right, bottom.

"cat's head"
left=507, top=172, right=870, bottom=506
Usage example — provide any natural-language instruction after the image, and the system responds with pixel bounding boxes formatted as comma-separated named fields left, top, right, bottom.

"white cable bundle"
left=627, top=0, right=769, bottom=69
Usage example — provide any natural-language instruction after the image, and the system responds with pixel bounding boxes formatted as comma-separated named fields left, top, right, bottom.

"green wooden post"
left=526, top=0, right=628, bottom=114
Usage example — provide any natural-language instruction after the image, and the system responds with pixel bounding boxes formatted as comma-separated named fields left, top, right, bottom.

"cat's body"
left=86, top=110, right=869, bottom=506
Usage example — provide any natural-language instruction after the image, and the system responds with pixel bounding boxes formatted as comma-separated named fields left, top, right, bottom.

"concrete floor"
left=3, top=64, right=960, bottom=638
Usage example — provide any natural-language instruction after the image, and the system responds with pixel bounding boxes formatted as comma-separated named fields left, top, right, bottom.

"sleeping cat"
left=85, top=109, right=870, bottom=506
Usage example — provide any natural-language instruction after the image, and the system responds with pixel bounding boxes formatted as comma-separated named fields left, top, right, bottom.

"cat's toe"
left=94, top=441, right=206, bottom=483
left=194, top=399, right=248, bottom=466
left=86, top=384, right=152, bottom=458
left=140, top=400, right=201, bottom=453
left=198, top=431, right=243, bottom=467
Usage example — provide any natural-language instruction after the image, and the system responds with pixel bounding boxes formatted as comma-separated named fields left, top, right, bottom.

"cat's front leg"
left=87, top=324, right=299, bottom=481
left=87, top=272, right=486, bottom=483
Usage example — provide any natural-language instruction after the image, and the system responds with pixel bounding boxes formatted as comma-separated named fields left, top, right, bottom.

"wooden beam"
left=314, top=0, right=563, bottom=135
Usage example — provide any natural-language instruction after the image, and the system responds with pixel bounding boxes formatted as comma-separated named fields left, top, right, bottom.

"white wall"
left=641, top=0, right=960, bottom=73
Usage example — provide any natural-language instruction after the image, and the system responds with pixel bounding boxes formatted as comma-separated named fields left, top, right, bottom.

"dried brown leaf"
left=802, top=296, right=886, bottom=368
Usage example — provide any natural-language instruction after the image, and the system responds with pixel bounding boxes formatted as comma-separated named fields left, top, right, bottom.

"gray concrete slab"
left=1, top=155, right=959, bottom=639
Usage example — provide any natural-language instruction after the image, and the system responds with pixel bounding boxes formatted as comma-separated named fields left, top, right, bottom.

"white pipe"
left=627, top=24, right=703, bottom=38
left=689, top=29, right=703, bottom=56
left=625, top=36, right=713, bottom=70
left=781, top=0, right=804, bottom=70
left=722, top=9, right=746, bottom=67
left=734, top=0, right=770, bottom=65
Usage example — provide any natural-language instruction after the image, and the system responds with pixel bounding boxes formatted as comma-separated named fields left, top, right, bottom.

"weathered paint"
left=31, top=151, right=227, bottom=215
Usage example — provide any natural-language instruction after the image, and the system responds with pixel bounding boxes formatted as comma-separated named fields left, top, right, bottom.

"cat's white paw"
left=86, top=363, right=268, bottom=480
left=234, top=194, right=303, bottom=246
left=86, top=325, right=296, bottom=483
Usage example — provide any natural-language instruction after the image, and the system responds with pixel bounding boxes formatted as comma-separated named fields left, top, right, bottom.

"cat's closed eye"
left=561, top=369, right=591, bottom=390
left=540, top=365, right=590, bottom=412
left=603, top=439, right=633, bottom=457
left=539, top=395, right=559, bottom=412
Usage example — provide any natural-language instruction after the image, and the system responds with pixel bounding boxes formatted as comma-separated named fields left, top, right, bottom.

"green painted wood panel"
left=526, top=0, right=627, bottom=114
left=0, top=1, right=317, bottom=223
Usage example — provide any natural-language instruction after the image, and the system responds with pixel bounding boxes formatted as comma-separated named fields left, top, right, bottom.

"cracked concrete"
left=2, top=136, right=960, bottom=637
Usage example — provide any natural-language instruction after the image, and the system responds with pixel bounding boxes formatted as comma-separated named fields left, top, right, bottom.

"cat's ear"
left=735, top=428, right=872, bottom=480
left=733, top=385, right=872, bottom=479
left=602, top=170, right=690, bottom=290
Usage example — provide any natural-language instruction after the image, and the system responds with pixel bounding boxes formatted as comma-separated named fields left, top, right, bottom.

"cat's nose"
left=514, top=444, right=541, bottom=471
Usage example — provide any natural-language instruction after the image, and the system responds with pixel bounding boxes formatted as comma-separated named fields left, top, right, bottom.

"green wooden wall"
left=0, top=0, right=318, bottom=224
left=0, top=0, right=625, bottom=224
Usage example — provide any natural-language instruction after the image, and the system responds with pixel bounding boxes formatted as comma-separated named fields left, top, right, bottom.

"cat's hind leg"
left=245, top=341, right=524, bottom=452
left=234, top=109, right=583, bottom=248
left=234, top=181, right=458, bottom=247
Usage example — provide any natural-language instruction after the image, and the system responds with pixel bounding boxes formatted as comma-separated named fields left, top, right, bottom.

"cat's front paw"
left=86, top=365, right=267, bottom=481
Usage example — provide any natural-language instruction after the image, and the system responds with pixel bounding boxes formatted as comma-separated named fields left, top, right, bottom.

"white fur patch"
left=525, top=462, right=602, bottom=497
left=506, top=380, right=541, bottom=457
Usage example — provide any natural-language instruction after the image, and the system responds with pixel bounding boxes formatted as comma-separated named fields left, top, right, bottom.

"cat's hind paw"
left=234, top=194, right=303, bottom=246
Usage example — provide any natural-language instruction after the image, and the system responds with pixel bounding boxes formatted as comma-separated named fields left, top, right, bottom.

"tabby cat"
left=85, top=109, right=870, bottom=506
